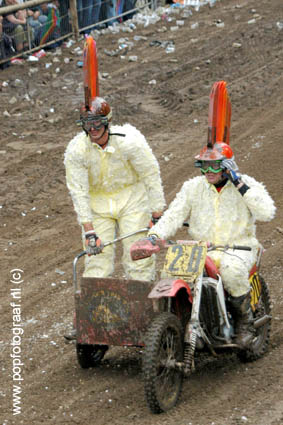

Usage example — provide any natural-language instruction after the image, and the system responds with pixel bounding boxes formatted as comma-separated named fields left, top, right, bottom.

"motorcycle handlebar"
left=207, top=243, right=252, bottom=251
left=232, top=245, right=252, bottom=251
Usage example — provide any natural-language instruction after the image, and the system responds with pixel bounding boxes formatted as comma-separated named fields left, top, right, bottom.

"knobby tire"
left=142, top=312, right=184, bottom=414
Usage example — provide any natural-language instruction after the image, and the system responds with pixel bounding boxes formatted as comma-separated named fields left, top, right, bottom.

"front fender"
left=148, top=278, right=193, bottom=303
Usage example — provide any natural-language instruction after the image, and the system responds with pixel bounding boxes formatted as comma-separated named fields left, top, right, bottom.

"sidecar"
left=72, top=252, right=157, bottom=368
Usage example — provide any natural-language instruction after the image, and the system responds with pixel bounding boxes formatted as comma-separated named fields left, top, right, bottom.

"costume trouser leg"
left=83, top=211, right=154, bottom=279
left=119, top=210, right=155, bottom=281
left=210, top=249, right=255, bottom=348
left=84, top=181, right=155, bottom=279
left=209, top=248, right=254, bottom=297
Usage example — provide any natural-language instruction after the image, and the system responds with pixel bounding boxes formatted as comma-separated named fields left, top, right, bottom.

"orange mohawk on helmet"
left=195, top=81, right=233, bottom=163
left=83, top=36, right=99, bottom=111
left=207, top=80, right=231, bottom=147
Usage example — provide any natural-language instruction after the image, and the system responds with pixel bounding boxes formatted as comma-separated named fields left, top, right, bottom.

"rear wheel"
left=237, top=276, right=271, bottom=362
left=76, top=344, right=108, bottom=368
left=142, top=312, right=183, bottom=413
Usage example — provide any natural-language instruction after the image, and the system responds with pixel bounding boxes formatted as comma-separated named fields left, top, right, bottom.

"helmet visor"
left=198, top=160, right=223, bottom=173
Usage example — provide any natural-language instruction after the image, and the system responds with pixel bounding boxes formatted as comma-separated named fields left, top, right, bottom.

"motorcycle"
left=130, top=237, right=272, bottom=413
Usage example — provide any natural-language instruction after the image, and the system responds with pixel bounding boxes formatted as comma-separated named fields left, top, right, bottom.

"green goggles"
left=195, top=160, right=223, bottom=173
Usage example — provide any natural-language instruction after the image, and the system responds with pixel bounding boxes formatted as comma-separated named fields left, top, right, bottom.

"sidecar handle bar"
left=72, top=227, right=149, bottom=291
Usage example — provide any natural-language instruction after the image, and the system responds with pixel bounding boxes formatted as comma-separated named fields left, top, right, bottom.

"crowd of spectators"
left=0, top=0, right=62, bottom=65
left=78, top=0, right=138, bottom=34
left=0, top=0, right=138, bottom=67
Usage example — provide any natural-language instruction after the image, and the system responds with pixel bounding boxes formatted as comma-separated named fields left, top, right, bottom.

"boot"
left=229, top=292, right=254, bottom=349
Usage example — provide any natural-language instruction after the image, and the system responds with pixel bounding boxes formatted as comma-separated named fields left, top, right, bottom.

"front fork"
left=183, top=274, right=203, bottom=375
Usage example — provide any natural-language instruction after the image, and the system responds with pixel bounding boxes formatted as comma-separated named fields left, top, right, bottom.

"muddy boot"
left=64, top=328, right=77, bottom=341
left=230, top=292, right=254, bottom=349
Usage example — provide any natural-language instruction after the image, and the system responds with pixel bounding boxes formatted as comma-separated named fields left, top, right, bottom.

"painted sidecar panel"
left=75, top=277, right=155, bottom=346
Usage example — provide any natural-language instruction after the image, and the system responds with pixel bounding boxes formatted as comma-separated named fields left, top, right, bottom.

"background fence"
left=0, top=0, right=159, bottom=66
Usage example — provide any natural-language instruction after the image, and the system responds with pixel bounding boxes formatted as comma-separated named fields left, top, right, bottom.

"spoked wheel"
left=142, top=312, right=184, bottom=414
left=76, top=344, right=108, bottom=369
left=238, top=276, right=271, bottom=362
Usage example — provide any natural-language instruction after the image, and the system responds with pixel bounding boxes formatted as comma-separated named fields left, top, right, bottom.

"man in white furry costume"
left=146, top=141, right=276, bottom=348
left=64, top=97, right=165, bottom=281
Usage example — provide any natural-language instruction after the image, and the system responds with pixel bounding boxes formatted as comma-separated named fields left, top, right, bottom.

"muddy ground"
left=1, top=0, right=283, bottom=424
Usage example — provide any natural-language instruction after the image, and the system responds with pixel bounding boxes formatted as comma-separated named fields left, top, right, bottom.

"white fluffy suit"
left=149, top=175, right=276, bottom=296
left=64, top=124, right=165, bottom=281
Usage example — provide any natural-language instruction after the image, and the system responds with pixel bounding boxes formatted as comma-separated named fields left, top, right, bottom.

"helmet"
left=195, top=142, right=234, bottom=162
left=80, top=97, right=112, bottom=133
left=88, top=97, right=112, bottom=122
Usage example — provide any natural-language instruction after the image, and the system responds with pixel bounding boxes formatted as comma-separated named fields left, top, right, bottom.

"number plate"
left=163, top=242, right=207, bottom=279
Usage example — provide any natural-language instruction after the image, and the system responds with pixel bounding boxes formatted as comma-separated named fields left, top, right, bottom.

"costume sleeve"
left=241, top=175, right=276, bottom=222
left=64, top=136, right=93, bottom=224
left=149, top=180, right=194, bottom=239
left=123, top=124, right=166, bottom=211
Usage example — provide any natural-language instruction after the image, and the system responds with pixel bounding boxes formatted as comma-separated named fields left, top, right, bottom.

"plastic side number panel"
left=163, top=242, right=207, bottom=279
left=249, top=271, right=261, bottom=309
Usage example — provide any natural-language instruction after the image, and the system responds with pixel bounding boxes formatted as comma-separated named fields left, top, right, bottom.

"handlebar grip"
left=233, top=245, right=252, bottom=251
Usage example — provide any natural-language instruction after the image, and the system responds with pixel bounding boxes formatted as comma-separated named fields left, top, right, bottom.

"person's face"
left=83, top=115, right=108, bottom=146
left=205, top=170, right=223, bottom=185
left=89, top=124, right=106, bottom=145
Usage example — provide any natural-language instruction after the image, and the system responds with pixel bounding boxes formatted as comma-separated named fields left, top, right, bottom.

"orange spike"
left=207, top=81, right=231, bottom=146
left=83, top=36, right=99, bottom=110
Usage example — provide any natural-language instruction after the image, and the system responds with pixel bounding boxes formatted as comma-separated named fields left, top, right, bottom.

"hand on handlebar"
left=85, top=231, right=103, bottom=256
left=148, top=211, right=163, bottom=228
left=130, top=235, right=165, bottom=261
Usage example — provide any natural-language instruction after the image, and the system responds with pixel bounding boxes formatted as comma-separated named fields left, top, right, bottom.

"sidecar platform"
left=75, top=277, right=155, bottom=347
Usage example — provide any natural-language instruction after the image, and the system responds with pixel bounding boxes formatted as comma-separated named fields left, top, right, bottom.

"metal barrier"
left=0, top=0, right=158, bottom=66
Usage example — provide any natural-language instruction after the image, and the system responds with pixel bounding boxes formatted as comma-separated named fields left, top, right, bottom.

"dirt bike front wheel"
left=76, top=343, right=108, bottom=368
left=142, top=312, right=184, bottom=414
left=237, top=275, right=271, bottom=362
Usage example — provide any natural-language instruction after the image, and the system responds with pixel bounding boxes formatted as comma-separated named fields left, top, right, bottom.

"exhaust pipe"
left=253, top=315, right=272, bottom=329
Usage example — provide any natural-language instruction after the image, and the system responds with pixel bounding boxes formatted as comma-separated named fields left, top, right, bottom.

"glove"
left=148, top=216, right=160, bottom=228
left=221, top=158, right=241, bottom=186
left=148, top=211, right=163, bottom=228
left=145, top=234, right=159, bottom=245
left=85, top=231, right=102, bottom=256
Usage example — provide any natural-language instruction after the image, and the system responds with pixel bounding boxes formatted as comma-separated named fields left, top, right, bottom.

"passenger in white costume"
left=64, top=97, right=166, bottom=282
left=145, top=141, right=276, bottom=348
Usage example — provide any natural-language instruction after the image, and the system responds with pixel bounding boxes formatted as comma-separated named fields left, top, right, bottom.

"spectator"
left=105, top=0, right=118, bottom=26
left=122, top=0, right=136, bottom=21
left=77, top=0, right=97, bottom=33
left=38, top=1, right=61, bottom=48
left=2, top=0, right=33, bottom=54
left=58, top=0, right=71, bottom=36
left=0, top=14, right=13, bottom=68
left=26, top=5, right=47, bottom=46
